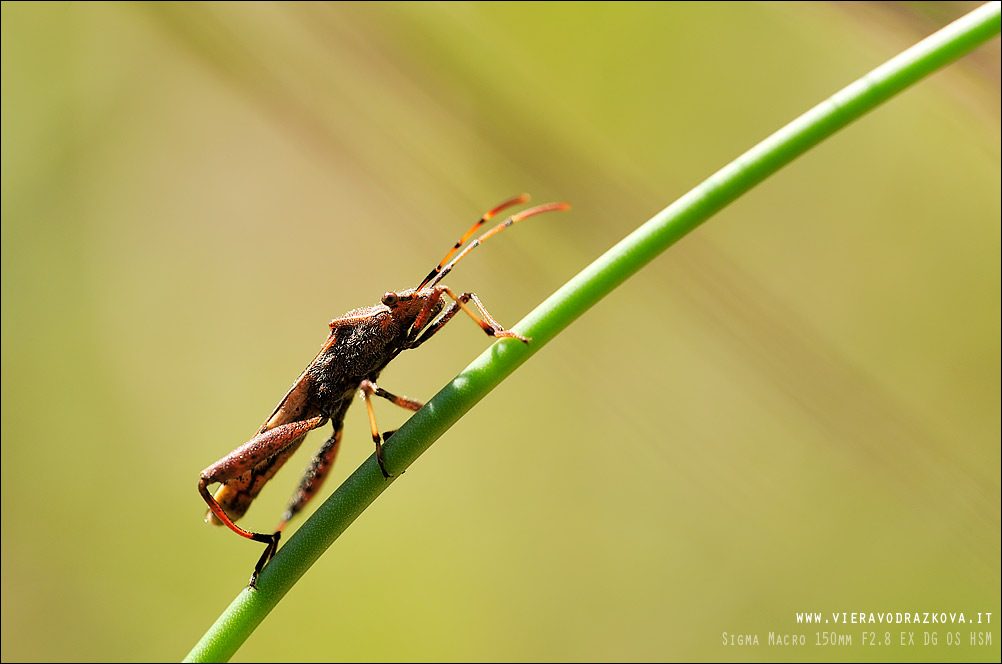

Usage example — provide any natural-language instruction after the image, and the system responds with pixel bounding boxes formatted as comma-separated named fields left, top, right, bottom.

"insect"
left=198, top=194, right=570, bottom=587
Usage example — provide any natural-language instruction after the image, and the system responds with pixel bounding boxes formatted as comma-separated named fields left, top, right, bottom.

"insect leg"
left=440, top=286, right=530, bottom=343
left=370, top=385, right=423, bottom=412
left=407, top=298, right=461, bottom=349
left=198, top=414, right=324, bottom=587
left=359, top=379, right=420, bottom=478
left=276, top=425, right=344, bottom=531
left=408, top=284, right=447, bottom=336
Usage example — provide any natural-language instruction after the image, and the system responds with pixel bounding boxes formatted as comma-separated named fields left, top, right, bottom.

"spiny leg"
left=198, top=414, right=325, bottom=587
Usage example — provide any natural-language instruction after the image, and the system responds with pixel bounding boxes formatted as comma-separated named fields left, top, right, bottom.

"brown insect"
left=198, top=194, right=570, bottom=587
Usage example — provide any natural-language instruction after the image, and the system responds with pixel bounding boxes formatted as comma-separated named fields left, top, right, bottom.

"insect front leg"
left=451, top=289, right=530, bottom=343
left=199, top=414, right=324, bottom=587
left=407, top=297, right=460, bottom=349
left=410, top=286, right=530, bottom=349
left=359, top=379, right=423, bottom=478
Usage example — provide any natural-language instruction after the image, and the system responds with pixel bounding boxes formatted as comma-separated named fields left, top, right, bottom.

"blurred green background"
left=2, top=2, right=999, bottom=661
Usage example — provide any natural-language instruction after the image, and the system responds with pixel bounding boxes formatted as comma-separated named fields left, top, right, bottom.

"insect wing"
left=207, top=329, right=342, bottom=524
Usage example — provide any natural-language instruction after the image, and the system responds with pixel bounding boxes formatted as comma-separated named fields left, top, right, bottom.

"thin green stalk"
left=185, top=4, right=1000, bottom=661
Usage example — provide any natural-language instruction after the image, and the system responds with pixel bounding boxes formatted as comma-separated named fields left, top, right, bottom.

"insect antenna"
left=416, top=194, right=531, bottom=291
left=422, top=200, right=571, bottom=290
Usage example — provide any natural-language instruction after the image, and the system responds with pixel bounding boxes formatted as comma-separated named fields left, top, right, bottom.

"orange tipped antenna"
left=422, top=200, right=571, bottom=290
left=416, top=194, right=531, bottom=291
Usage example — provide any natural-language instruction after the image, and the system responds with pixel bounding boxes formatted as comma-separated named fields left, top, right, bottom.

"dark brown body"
left=197, top=195, right=569, bottom=587
left=209, top=289, right=444, bottom=525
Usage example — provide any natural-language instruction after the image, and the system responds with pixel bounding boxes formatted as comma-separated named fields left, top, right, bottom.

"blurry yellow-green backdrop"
left=2, top=2, right=999, bottom=661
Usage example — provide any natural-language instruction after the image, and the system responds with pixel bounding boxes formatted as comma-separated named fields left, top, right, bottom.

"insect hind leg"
left=198, top=414, right=324, bottom=587
left=277, top=426, right=344, bottom=531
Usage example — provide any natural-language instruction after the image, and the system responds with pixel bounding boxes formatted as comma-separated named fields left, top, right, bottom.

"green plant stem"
left=185, top=4, right=1000, bottom=661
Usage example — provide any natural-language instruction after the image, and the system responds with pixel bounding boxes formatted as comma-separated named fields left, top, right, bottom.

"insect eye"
left=381, top=292, right=399, bottom=307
